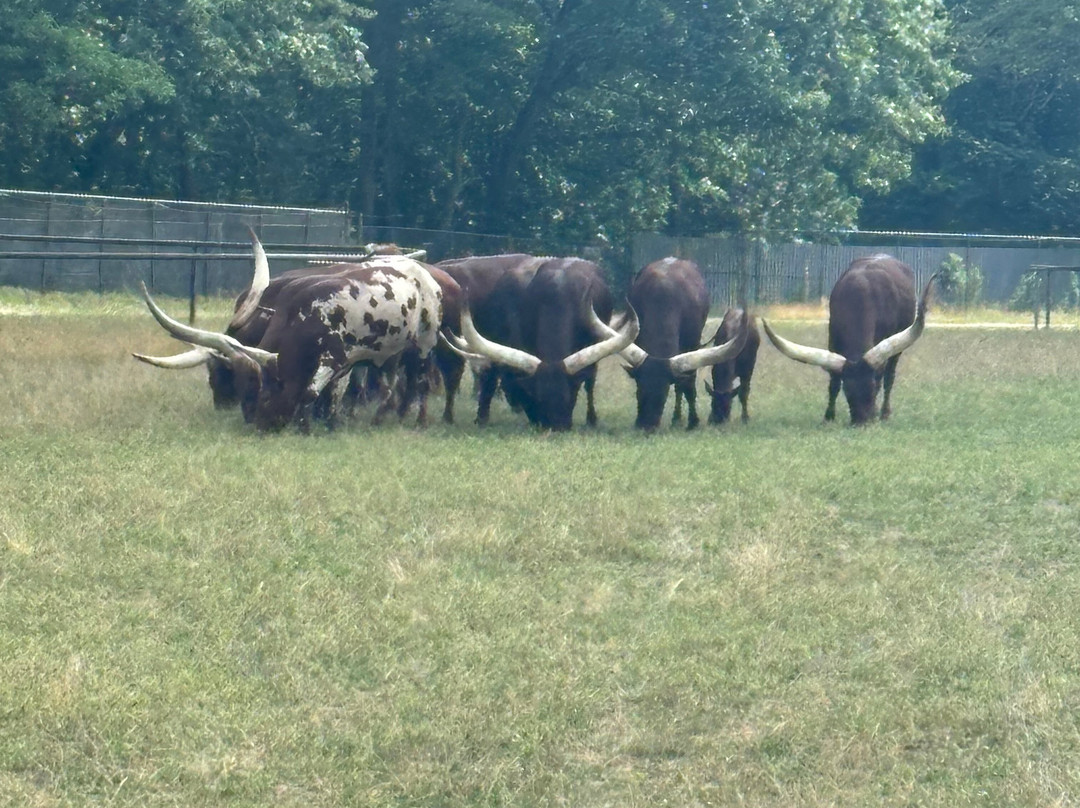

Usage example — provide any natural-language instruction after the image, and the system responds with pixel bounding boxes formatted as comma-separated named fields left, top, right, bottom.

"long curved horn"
left=456, top=300, right=542, bottom=374
left=439, top=330, right=491, bottom=369
left=227, top=229, right=272, bottom=330
left=863, top=272, right=938, bottom=371
left=669, top=309, right=748, bottom=374
left=132, top=346, right=214, bottom=369
left=139, top=282, right=277, bottom=366
left=587, top=306, right=648, bottom=367
left=563, top=304, right=641, bottom=376
left=761, top=318, right=847, bottom=374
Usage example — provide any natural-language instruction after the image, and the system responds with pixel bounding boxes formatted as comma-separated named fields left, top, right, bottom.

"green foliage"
left=2, top=0, right=960, bottom=260
left=861, top=0, right=1080, bottom=235
left=0, top=6, right=174, bottom=187
left=937, top=252, right=983, bottom=308
left=1009, top=269, right=1080, bottom=312
left=0, top=0, right=373, bottom=202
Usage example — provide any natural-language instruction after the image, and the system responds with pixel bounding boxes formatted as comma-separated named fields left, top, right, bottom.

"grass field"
left=3, top=290, right=1080, bottom=806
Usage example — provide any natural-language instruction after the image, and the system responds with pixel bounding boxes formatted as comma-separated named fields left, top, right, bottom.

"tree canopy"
left=860, top=0, right=1080, bottom=235
left=7, top=0, right=1070, bottom=257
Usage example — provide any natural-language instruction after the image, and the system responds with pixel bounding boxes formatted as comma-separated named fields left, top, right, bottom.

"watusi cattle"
left=445, top=258, right=639, bottom=431
left=705, top=307, right=760, bottom=425
left=137, top=239, right=443, bottom=432
left=436, top=254, right=546, bottom=423
left=761, top=254, right=936, bottom=425
left=133, top=234, right=368, bottom=410
left=609, top=258, right=748, bottom=431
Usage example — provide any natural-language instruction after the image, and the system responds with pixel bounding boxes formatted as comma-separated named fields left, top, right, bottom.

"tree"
left=0, top=1, right=173, bottom=189
left=358, top=0, right=960, bottom=262
left=860, top=0, right=1080, bottom=235
left=1, top=0, right=374, bottom=203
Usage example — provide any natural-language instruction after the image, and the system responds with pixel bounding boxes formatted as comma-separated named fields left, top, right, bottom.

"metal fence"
left=631, top=231, right=1080, bottom=306
left=0, top=189, right=353, bottom=296
left=5, top=188, right=1078, bottom=309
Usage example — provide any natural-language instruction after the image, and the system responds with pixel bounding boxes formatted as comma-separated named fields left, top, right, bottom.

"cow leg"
left=679, top=377, right=699, bottom=430
left=373, top=356, right=403, bottom=425
left=441, top=357, right=464, bottom=424
left=671, top=388, right=684, bottom=425
left=414, top=356, right=433, bottom=428
left=584, top=371, right=598, bottom=427
left=372, top=370, right=399, bottom=425
left=475, top=367, right=499, bottom=425
left=320, top=375, right=352, bottom=432
left=824, top=372, right=841, bottom=421
left=296, top=363, right=338, bottom=434
left=880, top=356, right=900, bottom=421
left=395, top=351, right=420, bottom=421
left=738, top=375, right=752, bottom=423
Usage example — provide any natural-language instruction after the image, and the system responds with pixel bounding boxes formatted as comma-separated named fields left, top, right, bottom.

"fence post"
left=1045, top=269, right=1052, bottom=329
left=42, top=199, right=51, bottom=291
left=98, top=212, right=105, bottom=295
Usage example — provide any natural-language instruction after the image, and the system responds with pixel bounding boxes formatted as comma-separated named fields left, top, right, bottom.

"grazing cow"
left=135, top=237, right=454, bottom=425
left=705, top=307, right=760, bottom=424
left=134, top=234, right=363, bottom=410
left=436, top=254, right=545, bottom=423
left=761, top=254, right=936, bottom=424
left=137, top=240, right=443, bottom=432
left=611, top=258, right=748, bottom=431
left=446, top=258, right=639, bottom=431
left=391, top=263, right=463, bottom=424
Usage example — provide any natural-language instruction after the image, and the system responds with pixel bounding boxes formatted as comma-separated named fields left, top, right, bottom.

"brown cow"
left=761, top=254, right=936, bottom=424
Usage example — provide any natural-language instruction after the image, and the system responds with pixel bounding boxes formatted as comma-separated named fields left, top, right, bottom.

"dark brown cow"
left=134, top=234, right=367, bottom=410
left=446, top=258, right=639, bottom=431
left=436, top=254, right=543, bottom=423
left=705, top=308, right=760, bottom=424
left=761, top=254, right=936, bottom=424
left=137, top=240, right=443, bottom=432
left=614, top=258, right=747, bottom=431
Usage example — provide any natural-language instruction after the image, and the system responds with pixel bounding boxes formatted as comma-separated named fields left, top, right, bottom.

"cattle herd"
left=134, top=234, right=936, bottom=432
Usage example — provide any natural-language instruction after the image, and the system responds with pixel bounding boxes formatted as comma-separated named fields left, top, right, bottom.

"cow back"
left=629, top=258, right=709, bottom=358
left=829, top=255, right=917, bottom=359
left=521, top=258, right=613, bottom=362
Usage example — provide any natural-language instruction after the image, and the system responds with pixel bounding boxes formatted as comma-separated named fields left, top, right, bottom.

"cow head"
left=761, top=274, right=936, bottom=425
left=136, top=280, right=278, bottom=421
left=593, top=310, right=746, bottom=431
left=133, top=229, right=272, bottom=410
left=705, top=375, right=740, bottom=424
left=444, top=301, right=640, bottom=431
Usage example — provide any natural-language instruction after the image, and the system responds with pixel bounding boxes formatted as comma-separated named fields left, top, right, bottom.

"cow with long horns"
left=761, top=254, right=936, bottom=424
left=435, top=253, right=544, bottom=424
left=445, top=258, right=639, bottom=431
left=133, top=234, right=360, bottom=411
left=606, top=258, right=748, bottom=431
left=705, top=307, right=760, bottom=425
left=136, top=239, right=443, bottom=432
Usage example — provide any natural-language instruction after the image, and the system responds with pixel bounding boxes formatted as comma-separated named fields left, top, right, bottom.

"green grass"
left=3, top=293, right=1080, bottom=805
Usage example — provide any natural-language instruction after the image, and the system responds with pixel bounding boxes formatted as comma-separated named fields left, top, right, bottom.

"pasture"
left=3, top=289, right=1080, bottom=806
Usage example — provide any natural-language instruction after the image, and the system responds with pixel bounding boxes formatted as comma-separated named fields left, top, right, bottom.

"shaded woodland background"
left=2, top=0, right=1076, bottom=266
